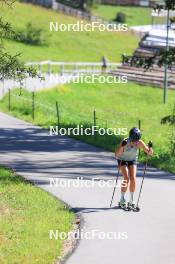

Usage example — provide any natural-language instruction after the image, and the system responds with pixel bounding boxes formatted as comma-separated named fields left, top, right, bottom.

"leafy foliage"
left=122, top=0, right=175, bottom=69
left=170, top=104, right=175, bottom=154
left=161, top=105, right=175, bottom=155
left=0, top=2, right=38, bottom=80
left=0, top=17, right=14, bottom=39
left=161, top=115, right=175, bottom=124
left=0, top=50, right=37, bottom=80
left=8, top=23, right=48, bottom=46
left=165, top=0, right=175, bottom=10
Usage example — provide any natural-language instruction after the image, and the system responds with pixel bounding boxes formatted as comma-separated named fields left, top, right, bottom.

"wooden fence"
left=24, top=0, right=119, bottom=25
left=26, top=61, right=120, bottom=75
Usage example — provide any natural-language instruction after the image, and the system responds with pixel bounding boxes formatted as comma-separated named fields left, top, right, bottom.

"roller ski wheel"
left=118, top=200, right=129, bottom=211
left=134, top=206, right=140, bottom=212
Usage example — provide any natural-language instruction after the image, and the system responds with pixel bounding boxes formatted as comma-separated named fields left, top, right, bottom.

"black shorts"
left=117, top=159, right=136, bottom=167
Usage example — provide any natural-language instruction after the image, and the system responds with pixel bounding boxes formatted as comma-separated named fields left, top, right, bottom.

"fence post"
left=8, top=89, right=11, bottom=111
left=56, top=101, right=60, bottom=128
left=32, top=91, right=35, bottom=120
left=60, top=64, right=64, bottom=76
left=39, top=63, right=42, bottom=74
left=138, top=119, right=141, bottom=130
left=74, top=64, right=78, bottom=75
left=93, top=109, right=97, bottom=127
left=48, top=62, right=51, bottom=75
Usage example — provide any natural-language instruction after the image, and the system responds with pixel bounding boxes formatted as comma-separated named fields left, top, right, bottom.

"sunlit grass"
left=0, top=80, right=174, bottom=173
left=0, top=166, right=75, bottom=264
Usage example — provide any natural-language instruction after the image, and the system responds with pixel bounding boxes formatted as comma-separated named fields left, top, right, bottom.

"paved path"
left=0, top=112, right=175, bottom=264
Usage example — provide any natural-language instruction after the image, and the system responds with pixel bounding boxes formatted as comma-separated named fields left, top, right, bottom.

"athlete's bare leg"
left=121, top=165, right=130, bottom=193
left=128, top=165, right=137, bottom=192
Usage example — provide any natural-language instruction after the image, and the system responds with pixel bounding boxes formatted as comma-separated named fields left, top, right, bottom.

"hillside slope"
left=1, top=2, right=138, bottom=62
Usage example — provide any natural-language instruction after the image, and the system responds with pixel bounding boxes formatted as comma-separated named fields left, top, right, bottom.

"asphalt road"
left=0, top=112, right=175, bottom=264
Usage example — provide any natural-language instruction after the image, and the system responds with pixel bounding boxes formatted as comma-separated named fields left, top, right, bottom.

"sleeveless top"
left=119, top=138, right=139, bottom=162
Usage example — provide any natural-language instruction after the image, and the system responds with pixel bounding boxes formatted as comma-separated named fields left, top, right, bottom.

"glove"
left=148, top=141, right=153, bottom=148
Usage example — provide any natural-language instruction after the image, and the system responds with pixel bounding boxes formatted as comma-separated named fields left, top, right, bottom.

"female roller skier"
left=115, top=127, right=153, bottom=210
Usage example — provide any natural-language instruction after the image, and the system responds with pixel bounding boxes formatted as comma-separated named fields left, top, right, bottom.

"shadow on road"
left=71, top=206, right=121, bottom=214
left=0, top=127, right=174, bottom=181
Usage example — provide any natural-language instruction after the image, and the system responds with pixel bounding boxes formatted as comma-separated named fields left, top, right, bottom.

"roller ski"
left=127, top=201, right=139, bottom=212
left=118, top=200, right=129, bottom=211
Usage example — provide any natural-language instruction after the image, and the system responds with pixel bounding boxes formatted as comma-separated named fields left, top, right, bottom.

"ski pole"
left=135, top=160, right=148, bottom=212
left=135, top=141, right=153, bottom=212
left=110, top=139, right=128, bottom=208
left=110, top=160, right=121, bottom=208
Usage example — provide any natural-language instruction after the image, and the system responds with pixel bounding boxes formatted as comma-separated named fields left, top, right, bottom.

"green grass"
left=1, top=2, right=138, bottom=62
left=92, top=5, right=160, bottom=27
left=0, top=81, right=175, bottom=173
left=0, top=166, right=75, bottom=264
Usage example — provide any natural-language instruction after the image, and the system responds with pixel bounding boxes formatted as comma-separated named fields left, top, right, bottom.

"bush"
left=114, top=12, right=126, bottom=23
left=161, top=115, right=175, bottom=125
left=11, top=23, right=48, bottom=46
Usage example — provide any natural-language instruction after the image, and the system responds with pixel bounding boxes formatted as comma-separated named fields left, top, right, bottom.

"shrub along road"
left=0, top=112, right=175, bottom=264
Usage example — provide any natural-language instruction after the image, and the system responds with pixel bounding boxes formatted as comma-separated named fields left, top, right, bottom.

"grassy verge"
left=0, top=80, right=175, bottom=173
left=0, top=166, right=75, bottom=264
left=1, top=2, right=138, bottom=62
left=92, top=5, right=165, bottom=26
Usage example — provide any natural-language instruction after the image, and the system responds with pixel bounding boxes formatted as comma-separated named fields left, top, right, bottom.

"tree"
left=0, top=0, right=37, bottom=82
left=123, top=1, right=175, bottom=69
left=122, top=0, right=175, bottom=103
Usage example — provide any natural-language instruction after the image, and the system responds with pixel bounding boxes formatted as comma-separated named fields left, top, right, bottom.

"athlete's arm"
left=115, top=139, right=127, bottom=158
left=115, top=145, right=123, bottom=158
left=139, top=140, right=154, bottom=156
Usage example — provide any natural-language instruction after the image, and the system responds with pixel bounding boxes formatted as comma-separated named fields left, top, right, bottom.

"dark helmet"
left=129, top=127, right=141, bottom=142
